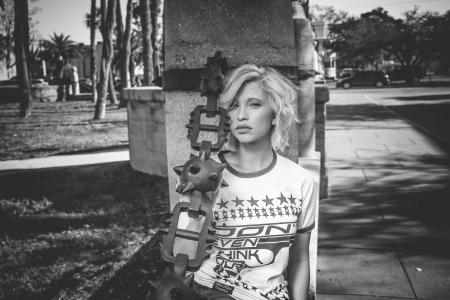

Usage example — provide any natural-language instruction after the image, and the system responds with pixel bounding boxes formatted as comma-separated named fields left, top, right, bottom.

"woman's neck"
left=228, top=139, right=274, bottom=173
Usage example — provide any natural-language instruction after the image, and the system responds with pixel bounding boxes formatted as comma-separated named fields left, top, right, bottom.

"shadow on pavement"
left=323, top=101, right=450, bottom=259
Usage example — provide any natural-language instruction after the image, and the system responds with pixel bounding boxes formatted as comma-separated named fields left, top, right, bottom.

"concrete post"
left=293, top=1, right=316, bottom=158
left=164, top=0, right=296, bottom=209
left=315, top=85, right=330, bottom=199
left=293, top=2, right=320, bottom=298
left=123, top=87, right=167, bottom=177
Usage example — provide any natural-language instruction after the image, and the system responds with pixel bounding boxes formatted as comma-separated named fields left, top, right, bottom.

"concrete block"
left=164, top=0, right=295, bottom=69
left=315, top=85, right=329, bottom=105
left=125, top=87, right=168, bottom=177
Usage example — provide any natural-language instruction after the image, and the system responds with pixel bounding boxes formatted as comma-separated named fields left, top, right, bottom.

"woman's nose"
left=236, top=105, right=248, bottom=121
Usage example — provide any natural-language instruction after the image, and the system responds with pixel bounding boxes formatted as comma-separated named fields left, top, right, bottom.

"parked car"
left=388, top=66, right=425, bottom=83
left=337, top=71, right=390, bottom=88
left=339, top=68, right=360, bottom=79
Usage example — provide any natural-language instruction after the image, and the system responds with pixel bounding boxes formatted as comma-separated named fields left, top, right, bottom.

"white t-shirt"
left=194, top=151, right=316, bottom=300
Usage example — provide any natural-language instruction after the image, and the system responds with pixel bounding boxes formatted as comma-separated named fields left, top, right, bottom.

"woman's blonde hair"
left=219, top=64, right=298, bottom=152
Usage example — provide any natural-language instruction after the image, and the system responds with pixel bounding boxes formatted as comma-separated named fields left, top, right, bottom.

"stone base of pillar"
left=123, top=87, right=167, bottom=177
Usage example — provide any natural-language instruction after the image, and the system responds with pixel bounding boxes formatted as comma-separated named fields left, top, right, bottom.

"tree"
left=150, top=0, right=163, bottom=81
left=40, top=33, right=84, bottom=101
left=330, top=7, right=442, bottom=70
left=94, top=0, right=116, bottom=119
left=1, top=0, right=40, bottom=77
left=41, top=33, right=83, bottom=65
left=13, top=0, right=31, bottom=117
left=310, top=4, right=349, bottom=25
left=0, top=0, right=15, bottom=75
left=118, top=0, right=134, bottom=108
left=90, top=0, right=98, bottom=103
left=86, top=1, right=118, bottom=105
left=427, top=10, right=450, bottom=73
left=140, top=0, right=153, bottom=85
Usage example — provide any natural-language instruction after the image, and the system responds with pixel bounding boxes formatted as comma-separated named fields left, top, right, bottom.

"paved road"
left=318, top=86, right=450, bottom=300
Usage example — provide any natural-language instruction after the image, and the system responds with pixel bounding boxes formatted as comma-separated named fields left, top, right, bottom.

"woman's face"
left=228, top=81, right=275, bottom=147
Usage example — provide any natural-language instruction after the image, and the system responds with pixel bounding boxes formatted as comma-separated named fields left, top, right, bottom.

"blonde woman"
left=183, top=64, right=317, bottom=300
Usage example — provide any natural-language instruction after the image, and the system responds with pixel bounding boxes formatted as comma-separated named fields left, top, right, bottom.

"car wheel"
left=375, top=81, right=383, bottom=88
left=343, top=82, right=351, bottom=89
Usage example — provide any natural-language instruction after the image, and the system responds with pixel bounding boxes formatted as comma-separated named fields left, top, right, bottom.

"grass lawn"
left=0, top=99, right=128, bottom=161
left=0, top=98, right=172, bottom=299
left=0, top=162, right=170, bottom=300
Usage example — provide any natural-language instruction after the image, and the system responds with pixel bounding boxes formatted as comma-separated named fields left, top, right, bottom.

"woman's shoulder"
left=276, top=153, right=314, bottom=180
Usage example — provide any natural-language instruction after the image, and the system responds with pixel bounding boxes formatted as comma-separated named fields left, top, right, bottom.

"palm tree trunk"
left=118, top=0, right=133, bottom=108
left=150, top=0, right=158, bottom=79
left=90, top=0, right=98, bottom=104
left=108, top=68, right=118, bottom=104
left=129, top=56, right=135, bottom=86
left=14, top=0, right=32, bottom=117
left=140, top=0, right=153, bottom=85
left=94, top=0, right=116, bottom=119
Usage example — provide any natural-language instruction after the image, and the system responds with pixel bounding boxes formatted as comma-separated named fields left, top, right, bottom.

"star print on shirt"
left=247, top=197, right=259, bottom=207
left=288, top=194, right=297, bottom=205
left=269, top=207, right=276, bottom=217
left=217, top=199, right=228, bottom=209
left=221, top=210, right=229, bottom=221
left=277, top=207, right=284, bottom=217
left=262, top=195, right=274, bottom=206
left=238, top=207, right=245, bottom=219
left=277, top=193, right=288, bottom=205
left=230, top=209, right=237, bottom=220
left=284, top=206, right=291, bottom=216
left=232, top=197, right=244, bottom=207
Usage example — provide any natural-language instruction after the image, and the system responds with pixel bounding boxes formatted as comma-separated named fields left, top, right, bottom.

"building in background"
left=312, top=20, right=336, bottom=80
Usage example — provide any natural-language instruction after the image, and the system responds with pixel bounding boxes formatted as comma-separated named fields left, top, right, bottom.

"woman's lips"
left=235, top=125, right=251, bottom=133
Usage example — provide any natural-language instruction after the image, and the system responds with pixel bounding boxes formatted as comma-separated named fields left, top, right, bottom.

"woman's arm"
left=287, top=231, right=311, bottom=300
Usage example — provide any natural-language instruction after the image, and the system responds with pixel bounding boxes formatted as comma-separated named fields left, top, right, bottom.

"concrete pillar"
left=123, top=87, right=167, bottom=177
left=164, top=0, right=296, bottom=208
left=315, top=85, right=330, bottom=199
left=162, top=1, right=320, bottom=298
left=293, top=1, right=316, bottom=158
left=293, top=2, right=320, bottom=298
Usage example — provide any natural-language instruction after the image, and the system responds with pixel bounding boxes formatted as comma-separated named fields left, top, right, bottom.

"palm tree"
left=40, top=33, right=83, bottom=101
left=118, top=0, right=133, bottom=108
left=140, top=0, right=153, bottom=85
left=41, top=33, right=82, bottom=64
left=94, top=0, right=116, bottom=119
left=89, top=0, right=98, bottom=104
left=13, top=0, right=31, bottom=117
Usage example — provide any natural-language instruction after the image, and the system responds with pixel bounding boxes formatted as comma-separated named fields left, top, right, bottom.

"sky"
left=32, top=0, right=450, bottom=44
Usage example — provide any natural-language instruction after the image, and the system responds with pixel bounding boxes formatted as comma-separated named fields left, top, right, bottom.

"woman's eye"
left=249, top=102, right=261, bottom=108
left=228, top=103, right=239, bottom=111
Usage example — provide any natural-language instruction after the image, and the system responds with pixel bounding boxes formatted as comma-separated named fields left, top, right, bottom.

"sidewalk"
left=0, top=150, right=130, bottom=174
left=317, top=90, right=450, bottom=299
